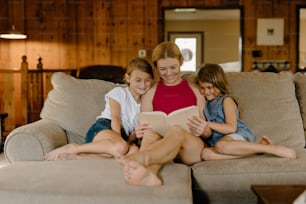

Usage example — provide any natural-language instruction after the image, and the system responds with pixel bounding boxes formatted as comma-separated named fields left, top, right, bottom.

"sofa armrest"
left=4, top=119, right=68, bottom=162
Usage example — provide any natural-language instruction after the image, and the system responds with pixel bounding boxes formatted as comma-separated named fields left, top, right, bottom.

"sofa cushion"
left=40, top=72, right=117, bottom=138
left=225, top=72, right=304, bottom=148
left=295, top=72, right=306, bottom=141
left=0, top=159, right=192, bottom=204
left=192, top=149, right=306, bottom=204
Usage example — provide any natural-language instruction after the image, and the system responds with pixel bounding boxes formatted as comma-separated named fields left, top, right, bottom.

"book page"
left=167, top=106, right=199, bottom=136
left=138, top=111, right=169, bottom=136
left=138, top=106, right=200, bottom=136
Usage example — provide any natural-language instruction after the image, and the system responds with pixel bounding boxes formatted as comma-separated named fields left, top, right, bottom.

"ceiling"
left=166, top=8, right=306, bottom=21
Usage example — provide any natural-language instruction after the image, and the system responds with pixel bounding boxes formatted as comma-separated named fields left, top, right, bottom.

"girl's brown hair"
left=197, top=64, right=231, bottom=95
left=151, top=41, right=184, bottom=67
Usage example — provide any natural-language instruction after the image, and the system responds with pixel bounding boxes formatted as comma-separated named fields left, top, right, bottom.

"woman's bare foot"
left=44, top=144, right=78, bottom=161
left=126, top=145, right=139, bottom=156
left=119, top=158, right=162, bottom=186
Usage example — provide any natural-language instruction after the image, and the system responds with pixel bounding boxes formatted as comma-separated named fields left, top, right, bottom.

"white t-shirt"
left=97, top=86, right=140, bottom=136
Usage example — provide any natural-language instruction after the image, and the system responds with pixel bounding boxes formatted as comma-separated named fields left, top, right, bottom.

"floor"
left=0, top=152, right=9, bottom=168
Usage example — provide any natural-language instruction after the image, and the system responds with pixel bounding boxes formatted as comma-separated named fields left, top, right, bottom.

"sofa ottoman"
left=0, top=159, right=192, bottom=204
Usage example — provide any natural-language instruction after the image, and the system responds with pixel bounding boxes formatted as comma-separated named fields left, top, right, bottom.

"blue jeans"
left=85, top=118, right=111, bottom=143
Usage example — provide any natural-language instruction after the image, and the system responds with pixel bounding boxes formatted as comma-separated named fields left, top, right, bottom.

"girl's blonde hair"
left=152, top=41, right=184, bottom=67
left=197, top=64, right=231, bottom=95
left=124, top=58, right=154, bottom=84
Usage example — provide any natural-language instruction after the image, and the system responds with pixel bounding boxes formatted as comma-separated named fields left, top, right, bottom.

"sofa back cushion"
left=40, top=72, right=117, bottom=138
left=226, top=72, right=304, bottom=148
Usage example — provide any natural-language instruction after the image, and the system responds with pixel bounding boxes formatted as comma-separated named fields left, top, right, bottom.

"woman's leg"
left=118, top=130, right=164, bottom=186
left=118, top=125, right=205, bottom=186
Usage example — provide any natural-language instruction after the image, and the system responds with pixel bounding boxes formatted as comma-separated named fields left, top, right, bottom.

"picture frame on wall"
left=256, top=18, right=284, bottom=46
left=168, top=32, right=203, bottom=72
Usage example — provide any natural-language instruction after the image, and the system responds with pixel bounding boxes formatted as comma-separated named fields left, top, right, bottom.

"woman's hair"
left=197, top=63, right=231, bottom=95
left=152, top=41, right=184, bottom=67
left=125, top=58, right=154, bottom=83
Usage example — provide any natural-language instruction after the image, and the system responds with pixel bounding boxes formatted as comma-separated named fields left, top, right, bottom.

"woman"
left=118, top=41, right=206, bottom=186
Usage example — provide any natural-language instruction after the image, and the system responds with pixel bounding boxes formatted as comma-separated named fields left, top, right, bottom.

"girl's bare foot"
left=258, top=136, right=296, bottom=159
left=271, top=145, right=297, bottom=159
left=56, top=153, right=79, bottom=160
left=120, top=158, right=162, bottom=186
left=44, top=144, right=77, bottom=161
left=259, top=135, right=273, bottom=145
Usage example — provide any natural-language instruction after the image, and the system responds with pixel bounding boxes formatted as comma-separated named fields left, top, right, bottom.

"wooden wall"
left=0, top=0, right=305, bottom=131
left=0, top=0, right=305, bottom=70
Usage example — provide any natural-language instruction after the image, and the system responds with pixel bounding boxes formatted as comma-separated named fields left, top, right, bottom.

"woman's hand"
left=135, top=121, right=152, bottom=139
left=127, top=132, right=137, bottom=143
left=187, top=115, right=209, bottom=136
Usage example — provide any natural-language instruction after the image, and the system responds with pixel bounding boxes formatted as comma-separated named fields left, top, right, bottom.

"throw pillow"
left=40, top=72, right=117, bottom=139
left=226, top=72, right=304, bottom=148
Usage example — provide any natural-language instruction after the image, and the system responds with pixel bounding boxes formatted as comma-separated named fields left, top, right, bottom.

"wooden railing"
left=0, top=56, right=75, bottom=133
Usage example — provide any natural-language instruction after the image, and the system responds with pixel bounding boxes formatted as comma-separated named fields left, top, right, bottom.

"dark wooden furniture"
left=251, top=185, right=306, bottom=204
left=71, top=65, right=126, bottom=84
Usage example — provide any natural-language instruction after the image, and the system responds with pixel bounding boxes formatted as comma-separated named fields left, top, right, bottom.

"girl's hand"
left=187, top=115, right=208, bottom=136
left=135, top=121, right=152, bottom=138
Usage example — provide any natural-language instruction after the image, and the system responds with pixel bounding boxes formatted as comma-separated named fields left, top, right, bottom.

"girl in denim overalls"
left=188, top=64, right=296, bottom=160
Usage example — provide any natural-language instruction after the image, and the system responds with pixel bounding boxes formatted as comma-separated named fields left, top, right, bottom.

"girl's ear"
left=124, top=73, right=130, bottom=84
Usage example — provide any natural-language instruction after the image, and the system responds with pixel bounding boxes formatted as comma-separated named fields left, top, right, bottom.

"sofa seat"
left=192, top=149, right=306, bottom=203
left=0, top=159, right=192, bottom=204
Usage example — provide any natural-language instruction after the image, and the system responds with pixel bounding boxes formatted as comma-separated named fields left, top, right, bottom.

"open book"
left=138, top=105, right=200, bottom=137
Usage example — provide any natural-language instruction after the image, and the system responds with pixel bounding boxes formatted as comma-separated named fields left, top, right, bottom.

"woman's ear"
left=179, top=57, right=184, bottom=66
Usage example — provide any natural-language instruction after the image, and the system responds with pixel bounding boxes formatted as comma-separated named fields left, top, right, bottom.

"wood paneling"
left=0, top=0, right=304, bottom=130
left=0, top=0, right=302, bottom=70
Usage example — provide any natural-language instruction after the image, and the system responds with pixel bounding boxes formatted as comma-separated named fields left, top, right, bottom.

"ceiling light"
left=174, top=8, right=197, bottom=13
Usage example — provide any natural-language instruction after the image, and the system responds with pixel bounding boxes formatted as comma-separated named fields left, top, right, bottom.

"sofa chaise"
left=1, top=71, right=306, bottom=204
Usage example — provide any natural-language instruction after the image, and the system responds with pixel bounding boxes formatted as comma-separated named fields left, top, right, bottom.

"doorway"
left=163, top=8, right=243, bottom=72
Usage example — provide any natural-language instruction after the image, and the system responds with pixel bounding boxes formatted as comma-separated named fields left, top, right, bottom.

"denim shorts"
left=84, top=118, right=127, bottom=143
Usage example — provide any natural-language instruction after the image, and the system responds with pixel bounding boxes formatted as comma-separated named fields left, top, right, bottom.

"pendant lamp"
left=0, top=24, right=27, bottom=39
left=0, top=1, right=27, bottom=40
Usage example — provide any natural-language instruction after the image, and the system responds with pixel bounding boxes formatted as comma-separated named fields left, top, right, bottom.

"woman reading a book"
left=117, top=41, right=207, bottom=186
left=118, top=46, right=296, bottom=187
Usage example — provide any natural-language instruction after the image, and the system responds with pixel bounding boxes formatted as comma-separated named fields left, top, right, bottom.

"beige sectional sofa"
left=1, top=71, right=306, bottom=204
